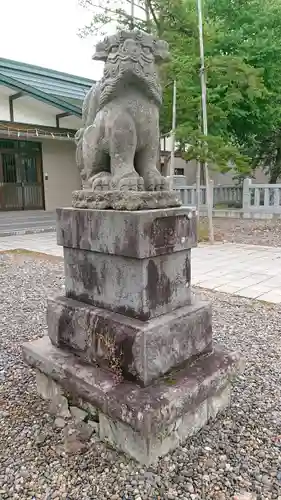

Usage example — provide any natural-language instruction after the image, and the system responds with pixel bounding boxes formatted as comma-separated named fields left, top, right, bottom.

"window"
left=22, top=157, right=38, bottom=183
left=0, top=140, right=41, bottom=185
left=2, top=153, right=17, bottom=183
left=0, top=140, right=17, bottom=150
left=174, top=168, right=184, bottom=176
left=0, top=139, right=40, bottom=152
left=19, top=141, right=41, bottom=152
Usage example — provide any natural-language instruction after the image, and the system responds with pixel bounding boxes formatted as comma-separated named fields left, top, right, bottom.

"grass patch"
left=0, top=248, right=39, bottom=255
left=214, top=203, right=229, bottom=209
left=0, top=248, right=62, bottom=262
left=164, top=376, right=177, bottom=385
left=214, top=202, right=242, bottom=210
left=198, top=223, right=210, bottom=242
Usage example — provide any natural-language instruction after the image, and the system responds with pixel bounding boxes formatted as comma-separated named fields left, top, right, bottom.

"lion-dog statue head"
left=93, top=30, right=170, bottom=111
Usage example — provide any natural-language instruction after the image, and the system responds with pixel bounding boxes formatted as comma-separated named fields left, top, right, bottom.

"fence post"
left=243, top=178, right=251, bottom=216
left=191, top=184, right=196, bottom=206
left=209, top=180, right=214, bottom=208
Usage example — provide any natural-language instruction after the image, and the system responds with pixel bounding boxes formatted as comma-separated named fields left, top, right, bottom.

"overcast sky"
left=0, top=0, right=103, bottom=80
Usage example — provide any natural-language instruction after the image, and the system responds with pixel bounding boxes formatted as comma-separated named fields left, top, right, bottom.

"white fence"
left=243, top=178, right=281, bottom=215
left=174, top=177, right=281, bottom=217
left=175, top=181, right=242, bottom=208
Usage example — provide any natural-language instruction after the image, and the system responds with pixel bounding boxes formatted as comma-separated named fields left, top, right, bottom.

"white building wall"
left=60, top=115, right=82, bottom=129
left=42, top=139, right=81, bottom=211
left=13, top=96, right=64, bottom=127
left=0, top=93, right=11, bottom=121
left=160, top=136, right=173, bottom=151
left=0, top=86, right=82, bottom=130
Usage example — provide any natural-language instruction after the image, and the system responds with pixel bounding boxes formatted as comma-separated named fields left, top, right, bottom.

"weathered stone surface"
left=49, top=394, right=70, bottom=419
left=72, top=190, right=182, bottom=210
left=75, top=421, right=95, bottom=441
left=64, top=421, right=94, bottom=442
left=99, top=385, right=230, bottom=464
left=63, top=434, right=86, bottom=455
left=48, top=295, right=212, bottom=385
left=77, top=401, right=99, bottom=422
left=88, top=420, right=99, bottom=432
left=36, top=370, right=63, bottom=400
left=35, top=368, right=100, bottom=421
left=69, top=406, right=87, bottom=422
left=208, top=384, right=231, bottom=419
left=54, top=417, right=67, bottom=429
left=56, top=206, right=197, bottom=259
left=64, top=247, right=191, bottom=320
left=75, top=30, right=170, bottom=192
left=22, top=336, right=241, bottom=439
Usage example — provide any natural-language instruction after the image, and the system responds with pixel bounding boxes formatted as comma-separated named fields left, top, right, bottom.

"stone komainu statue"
left=75, top=30, right=170, bottom=191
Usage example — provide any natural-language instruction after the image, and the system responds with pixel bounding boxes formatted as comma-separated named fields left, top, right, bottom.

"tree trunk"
left=269, top=145, right=281, bottom=183
left=200, top=162, right=205, bottom=184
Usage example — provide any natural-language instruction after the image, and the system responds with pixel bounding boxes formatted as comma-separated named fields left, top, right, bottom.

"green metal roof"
left=0, top=58, right=95, bottom=117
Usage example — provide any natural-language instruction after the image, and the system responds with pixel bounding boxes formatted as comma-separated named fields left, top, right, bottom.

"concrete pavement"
left=0, top=232, right=62, bottom=257
left=0, top=233, right=281, bottom=303
left=193, top=243, right=281, bottom=303
left=0, top=211, right=56, bottom=236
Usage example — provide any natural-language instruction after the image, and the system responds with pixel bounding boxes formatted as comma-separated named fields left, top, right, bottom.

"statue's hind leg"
left=82, top=124, right=111, bottom=191
left=109, top=112, right=144, bottom=191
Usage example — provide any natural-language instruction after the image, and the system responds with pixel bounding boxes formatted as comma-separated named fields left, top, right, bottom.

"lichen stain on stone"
left=116, top=266, right=123, bottom=287
left=146, top=259, right=171, bottom=310
left=150, top=216, right=177, bottom=255
left=114, top=220, right=138, bottom=257
left=185, top=252, right=191, bottom=284
left=57, top=209, right=72, bottom=247
left=115, top=303, right=146, bottom=320
left=88, top=211, right=102, bottom=240
left=79, top=258, right=102, bottom=295
left=58, top=306, right=75, bottom=342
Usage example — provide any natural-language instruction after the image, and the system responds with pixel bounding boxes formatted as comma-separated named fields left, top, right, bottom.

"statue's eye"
left=110, top=46, right=118, bottom=53
left=143, top=47, right=151, bottom=54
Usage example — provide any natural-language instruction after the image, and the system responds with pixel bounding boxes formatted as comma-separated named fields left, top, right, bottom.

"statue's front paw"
left=144, top=173, right=169, bottom=191
left=91, top=172, right=112, bottom=191
left=112, top=173, right=144, bottom=192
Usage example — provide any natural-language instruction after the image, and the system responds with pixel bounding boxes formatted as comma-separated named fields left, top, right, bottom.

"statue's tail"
left=75, top=82, right=100, bottom=188
left=75, top=128, right=87, bottom=186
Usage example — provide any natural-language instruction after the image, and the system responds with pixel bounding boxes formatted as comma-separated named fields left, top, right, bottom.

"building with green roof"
left=0, top=58, right=95, bottom=211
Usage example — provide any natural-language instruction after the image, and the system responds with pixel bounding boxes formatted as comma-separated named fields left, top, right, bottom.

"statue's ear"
left=92, top=39, right=110, bottom=62
left=153, top=40, right=170, bottom=63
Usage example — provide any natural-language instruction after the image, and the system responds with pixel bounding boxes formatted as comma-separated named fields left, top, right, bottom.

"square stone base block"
left=63, top=246, right=191, bottom=320
left=47, top=295, right=213, bottom=386
left=22, top=337, right=241, bottom=464
left=56, top=205, right=196, bottom=320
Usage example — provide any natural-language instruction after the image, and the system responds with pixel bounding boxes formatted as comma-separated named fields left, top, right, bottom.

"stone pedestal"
left=22, top=198, right=241, bottom=464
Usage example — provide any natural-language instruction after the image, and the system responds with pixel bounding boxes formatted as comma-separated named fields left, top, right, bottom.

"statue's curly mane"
left=97, top=42, right=163, bottom=111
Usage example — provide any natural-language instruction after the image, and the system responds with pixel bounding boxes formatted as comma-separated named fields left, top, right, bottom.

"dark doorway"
left=0, top=139, right=44, bottom=210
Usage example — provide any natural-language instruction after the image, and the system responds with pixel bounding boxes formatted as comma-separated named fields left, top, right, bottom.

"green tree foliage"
left=206, top=0, right=281, bottom=182
left=79, top=0, right=281, bottom=181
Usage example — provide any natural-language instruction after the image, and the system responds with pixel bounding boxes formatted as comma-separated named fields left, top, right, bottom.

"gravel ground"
left=201, top=217, right=281, bottom=247
left=1, top=252, right=281, bottom=500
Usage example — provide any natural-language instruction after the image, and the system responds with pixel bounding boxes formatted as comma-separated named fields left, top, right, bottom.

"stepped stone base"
left=47, top=295, right=213, bottom=386
left=22, top=336, right=241, bottom=464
